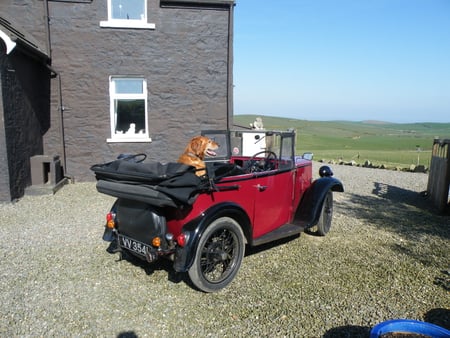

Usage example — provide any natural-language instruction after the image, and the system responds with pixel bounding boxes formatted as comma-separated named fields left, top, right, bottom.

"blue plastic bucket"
left=370, top=319, right=450, bottom=337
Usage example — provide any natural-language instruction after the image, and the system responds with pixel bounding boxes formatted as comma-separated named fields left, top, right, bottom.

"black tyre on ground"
left=311, top=190, right=333, bottom=236
left=188, top=217, right=245, bottom=292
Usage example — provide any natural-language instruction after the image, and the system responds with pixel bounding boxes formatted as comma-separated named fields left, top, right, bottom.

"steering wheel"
left=245, top=150, right=278, bottom=173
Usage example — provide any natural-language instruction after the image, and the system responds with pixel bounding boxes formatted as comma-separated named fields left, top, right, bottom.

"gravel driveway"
left=1, top=163, right=449, bottom=337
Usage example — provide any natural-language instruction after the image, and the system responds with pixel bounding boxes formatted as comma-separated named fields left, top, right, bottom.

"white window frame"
left=107, top=76, right=152, bottom=143
left=100, top=0, right=155, bottom=29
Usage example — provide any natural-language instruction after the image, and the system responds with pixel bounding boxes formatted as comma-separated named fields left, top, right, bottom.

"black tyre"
left=188, top=217, right=245, bottom=292
left=311, top=191, right=333, bottom=236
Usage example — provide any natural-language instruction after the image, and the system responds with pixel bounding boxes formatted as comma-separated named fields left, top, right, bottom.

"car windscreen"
left=201, top=130, right=230, bottom=161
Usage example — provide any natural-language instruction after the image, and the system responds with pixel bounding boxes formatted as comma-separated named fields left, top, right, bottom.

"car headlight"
left=319, top=165, right=333, bottom=177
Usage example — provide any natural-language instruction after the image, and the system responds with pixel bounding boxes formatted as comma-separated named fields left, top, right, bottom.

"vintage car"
left=91, top=129, right=343, bottom=292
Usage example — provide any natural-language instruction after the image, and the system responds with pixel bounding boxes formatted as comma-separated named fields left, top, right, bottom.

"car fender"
left=173, top=202, right=251, bottom=272
left=294, top=176, right=344, bottom=228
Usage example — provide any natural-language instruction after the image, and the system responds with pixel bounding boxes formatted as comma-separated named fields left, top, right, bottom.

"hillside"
left=233, top=115, right=450, bottom=168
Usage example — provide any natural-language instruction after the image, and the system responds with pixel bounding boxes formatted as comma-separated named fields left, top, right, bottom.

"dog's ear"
left=189, top=136, right=205, bottom=155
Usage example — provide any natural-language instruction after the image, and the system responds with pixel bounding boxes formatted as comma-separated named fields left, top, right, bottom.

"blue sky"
left=233, top=0, right=450, bottom=123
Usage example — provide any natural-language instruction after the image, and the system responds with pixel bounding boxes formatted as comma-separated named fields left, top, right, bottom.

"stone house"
left=0, top=0, right=235, bottom=201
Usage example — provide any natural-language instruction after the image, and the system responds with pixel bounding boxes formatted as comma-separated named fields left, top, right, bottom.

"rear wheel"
left=188, top=217, right=245, bottom=292
left=310, top=191, right=333, bottom=236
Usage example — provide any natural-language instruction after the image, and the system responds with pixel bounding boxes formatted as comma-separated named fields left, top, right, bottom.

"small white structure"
left=250, top=117, right=264, bottom=130
left=242, top=132, right=266, bottom=156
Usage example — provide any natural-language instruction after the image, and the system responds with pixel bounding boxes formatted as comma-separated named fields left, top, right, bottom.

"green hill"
left=233, top=115, right=450, bottom=168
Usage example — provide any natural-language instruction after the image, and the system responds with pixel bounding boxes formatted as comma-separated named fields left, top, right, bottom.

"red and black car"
left=91, top=129, right=343, bottom=292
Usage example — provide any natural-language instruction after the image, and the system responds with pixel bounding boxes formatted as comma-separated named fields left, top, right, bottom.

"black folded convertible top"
left=91, top=158, right=203, bottom=207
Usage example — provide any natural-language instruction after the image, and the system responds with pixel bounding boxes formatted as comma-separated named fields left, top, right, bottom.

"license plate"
left=118, top=234, right=150, bottom=257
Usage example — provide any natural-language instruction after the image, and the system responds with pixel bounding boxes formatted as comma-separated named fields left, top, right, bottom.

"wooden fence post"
left=427, top=139, right=450, bottom=213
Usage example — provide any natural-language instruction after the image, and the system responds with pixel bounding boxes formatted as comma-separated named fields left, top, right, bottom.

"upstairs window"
left=111, top=0, right=144, bottom=20
left=107, top=77, right=151, bottom=143
left=100, top=0, right=155, bottom=29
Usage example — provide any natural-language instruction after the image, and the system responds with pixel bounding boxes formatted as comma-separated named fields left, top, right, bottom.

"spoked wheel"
left=188, top=217, right=245, bottom=292
left=309, top=191, right=333, bottom=236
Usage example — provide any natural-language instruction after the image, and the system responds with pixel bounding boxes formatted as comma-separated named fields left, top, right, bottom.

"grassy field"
left=233, top=115, right=450, bottom=168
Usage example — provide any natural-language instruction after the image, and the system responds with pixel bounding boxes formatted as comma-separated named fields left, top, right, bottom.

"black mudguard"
left=103, top=228, right=115, bottom=242
left=294, top=176, right=344, bottom=228
left=173, top=202, right=250, bottom=273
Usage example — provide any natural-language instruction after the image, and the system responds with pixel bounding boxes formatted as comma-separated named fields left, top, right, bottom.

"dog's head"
left=186, top=136, right=219, bottom=160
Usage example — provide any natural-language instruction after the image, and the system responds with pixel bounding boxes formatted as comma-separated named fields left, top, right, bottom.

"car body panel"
left=92, top=128, right=344, bottom=290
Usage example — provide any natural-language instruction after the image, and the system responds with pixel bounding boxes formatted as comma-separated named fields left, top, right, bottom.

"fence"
left=427, top=139, right=450, bottom=213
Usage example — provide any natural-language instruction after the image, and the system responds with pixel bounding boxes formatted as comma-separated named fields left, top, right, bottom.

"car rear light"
left=152, top=237, right=161, bottom=247
left=106, top=212, right=116, bottom=229
left=176, top=233, right=187, bottom=247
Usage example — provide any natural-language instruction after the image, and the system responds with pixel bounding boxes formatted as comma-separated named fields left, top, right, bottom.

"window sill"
left=107, top=137, right=152, bottom=143
left=100, top=20, right=156, bottom=29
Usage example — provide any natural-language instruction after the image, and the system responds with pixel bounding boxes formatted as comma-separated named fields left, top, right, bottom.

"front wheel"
left=310, top=191, right=333, bottom=236
left=188, top=217, right=245, bottom=292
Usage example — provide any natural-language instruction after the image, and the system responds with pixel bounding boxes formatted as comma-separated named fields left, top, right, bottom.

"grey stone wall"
left=1, top=1, right=233, bottom=182
left=0, top=50, right=50, bottom=201
left=0, top=55, right=11, bottom=201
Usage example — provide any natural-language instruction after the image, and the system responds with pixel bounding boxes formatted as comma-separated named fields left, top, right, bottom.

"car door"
left=251, top=170, right=295, bottom=238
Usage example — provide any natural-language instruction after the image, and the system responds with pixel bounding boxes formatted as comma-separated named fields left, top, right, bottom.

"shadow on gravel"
left=245, top=234, right=300, bottom=257
left=372, top=182, right=432, bottom=210
left=109, top=248, right=187, bottom=285
left=433, top=269, right=450, bottom=291
left=339, top=181, right=450, bottom=241
left=117, top=331, right=138, bottom=338
left=322, top=308, right=450, bottom=338
left=105, top=236, right=309, bottom=291
left=424, top=308, right=450, bottom=330
left=323, top=325, right=370, bottom=338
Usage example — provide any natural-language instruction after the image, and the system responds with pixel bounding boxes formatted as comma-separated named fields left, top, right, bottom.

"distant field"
left=233, top=115, right=450, bottom=168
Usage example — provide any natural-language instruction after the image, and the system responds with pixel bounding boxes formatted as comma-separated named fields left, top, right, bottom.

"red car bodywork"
left=92, top=129, right=343, bottom=292
left=166, top=158, right=312, bottom=240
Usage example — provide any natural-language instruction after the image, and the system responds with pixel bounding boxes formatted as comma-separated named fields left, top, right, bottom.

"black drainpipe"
left=43, top=0, right=52, bottom=60
left=48, top=65, right=69, bottom=179
left=43, top=0, right=70, bottom=179
left=227, top=2, right=235, bottom=131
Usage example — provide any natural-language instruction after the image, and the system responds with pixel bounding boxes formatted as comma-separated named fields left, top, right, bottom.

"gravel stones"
left=0, top=163, right=449, bottom=337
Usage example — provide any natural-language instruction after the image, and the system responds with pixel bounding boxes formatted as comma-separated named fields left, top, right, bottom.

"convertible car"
left=91, top=129, right=344, bottom=292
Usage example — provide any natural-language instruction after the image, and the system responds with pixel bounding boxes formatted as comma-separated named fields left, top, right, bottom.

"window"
left=279, top=135, right=294, bottom=169
left=107, top=77, right=151, bottom=143
left=100, top=0, right=155, bottom=29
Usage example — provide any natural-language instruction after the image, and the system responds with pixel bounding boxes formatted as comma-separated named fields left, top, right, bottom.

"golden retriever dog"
left=178, top=136, right=219, bottom=176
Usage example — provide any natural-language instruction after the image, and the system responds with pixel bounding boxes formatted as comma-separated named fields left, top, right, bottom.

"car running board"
left=252, top=223, right=305, bottom=247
